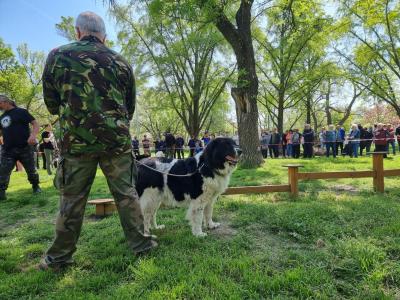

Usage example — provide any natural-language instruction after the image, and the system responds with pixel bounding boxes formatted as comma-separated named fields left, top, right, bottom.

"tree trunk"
left=215, top=0, right=263, bottom=168
left=231, top=88, right=262, bottom=167
left=277, top=99, right=284, bottom=134
left=324, top=80, right=332, bottom=125
left=306, top=93, right=312, bottom=124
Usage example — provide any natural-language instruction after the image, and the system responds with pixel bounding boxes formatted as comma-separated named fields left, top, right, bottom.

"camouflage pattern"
left=44, top=151, right=153, bottom=265
left=0, top=145, right=39, bottom=191
left=42, top=35, right=135, bottom=155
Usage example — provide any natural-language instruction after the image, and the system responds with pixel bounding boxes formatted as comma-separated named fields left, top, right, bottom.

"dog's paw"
left=193, top=231, right=207, bottom=237
left=208, top=222, right=221, bottom=230
left=154, top=224, right=165, bottom=230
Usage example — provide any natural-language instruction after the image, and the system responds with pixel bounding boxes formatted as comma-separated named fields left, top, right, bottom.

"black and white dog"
left=136, top=138, right=238, bottom=237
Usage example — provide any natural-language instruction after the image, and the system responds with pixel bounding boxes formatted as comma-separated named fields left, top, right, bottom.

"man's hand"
left=27, top=134, right=38, bottom=145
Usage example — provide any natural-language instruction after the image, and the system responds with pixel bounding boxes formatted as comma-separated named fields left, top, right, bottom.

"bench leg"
left=104, top=203, right=117, bottom=215
left=96, top=204, right=105, bottom=216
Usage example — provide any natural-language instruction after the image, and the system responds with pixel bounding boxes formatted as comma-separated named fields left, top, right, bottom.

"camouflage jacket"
left=42, top=35, right=135, bottom=155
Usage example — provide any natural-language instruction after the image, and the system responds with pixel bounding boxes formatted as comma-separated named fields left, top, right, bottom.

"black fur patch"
left=167, top=158, right=204, bottom=201
left=136, top=158, right=164, bottom=197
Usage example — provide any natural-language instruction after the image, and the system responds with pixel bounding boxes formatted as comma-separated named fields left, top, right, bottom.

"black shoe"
left=37, top=257, right=73, bottom=272
left=33, top=186, right=42, bottom=194
left=135, top=240, right=158, bottom=257
left=0, top=190, right=6, bottom=201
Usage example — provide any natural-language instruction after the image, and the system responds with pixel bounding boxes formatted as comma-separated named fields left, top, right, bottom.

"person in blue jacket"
left=348, top=124, right=361, bottom=158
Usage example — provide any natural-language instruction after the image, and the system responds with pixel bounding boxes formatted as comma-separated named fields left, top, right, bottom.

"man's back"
left=0, top=107, right=34, bottom=150
left=165, top=133, right=176, bottom=147
left=42, top=35, right=135, bottom=155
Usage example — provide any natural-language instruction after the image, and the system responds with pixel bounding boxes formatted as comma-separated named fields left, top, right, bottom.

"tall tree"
left=337, top=0, right=400, bottom=116
left=212, top=0, right=264, bottom=167
left=111, top=2, right=233, bottom=138
left=255, top=0, right=331, bottom=133
left=16, top=43, right=45, bottom=111
left=131, top=0, right=265, bottom=167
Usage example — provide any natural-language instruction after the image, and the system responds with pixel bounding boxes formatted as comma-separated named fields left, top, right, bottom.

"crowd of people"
left=131, top=131, right=219, bottom=159
left=260, top=123, right=400, bottom=159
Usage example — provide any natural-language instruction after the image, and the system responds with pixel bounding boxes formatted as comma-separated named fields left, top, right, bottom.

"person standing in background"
left=349, top=124, right=360, bottom=158
left=0, top=95, right=41, bottom=200
left=132, top=136, right=140, bottom=157
left=142, top=135, right=151, bottom=156
left=202, top=131, right=210, bottom=147
left=335, top=125, right=345, bottom=156
left=175, top=134, right=185, bottom=159
left=395, top=123, right=400, bottom=152
left=164, top=130, right=176, bottom=159
left=260, top=131, right=270, bottom=158
left=363, top=127, right=373, bottom=155
left=374, top=123, right=388, bottom=158
left=281, top=130, right=288, bottom=158
left=387, top=124, right=396, bottom=155
left=291, top=129, right=301, bottom=158
left=41, top=124, right=55, bottom=175
left=302, top=124, right=314, bottom=158
left=269, top=128, right=281, bottom=158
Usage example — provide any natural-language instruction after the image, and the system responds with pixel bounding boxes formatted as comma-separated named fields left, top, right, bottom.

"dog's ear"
left=204, top=138, right=232, bottom=170
left=202, top=139, right=218, bottom=169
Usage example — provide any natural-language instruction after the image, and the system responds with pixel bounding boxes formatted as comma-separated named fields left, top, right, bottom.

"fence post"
left=370, top=152, right=386, bottom=193
left=283, top=164, right=303, bottom=197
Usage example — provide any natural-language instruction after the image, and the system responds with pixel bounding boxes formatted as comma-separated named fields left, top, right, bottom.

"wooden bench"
left=88, top=199, right=116, bottom=217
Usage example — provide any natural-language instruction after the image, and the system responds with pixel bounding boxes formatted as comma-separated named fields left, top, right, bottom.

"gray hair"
left=0, top=94, right=16, bottom=107
left=75, top=11, right=106, bottom=38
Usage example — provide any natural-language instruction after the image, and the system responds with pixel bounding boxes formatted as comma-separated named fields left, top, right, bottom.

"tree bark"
left=324, top=79, right=332, bottom=125
left=306, top=92, right=312, bottom=124
left=277, top=91, right=284, bottom=134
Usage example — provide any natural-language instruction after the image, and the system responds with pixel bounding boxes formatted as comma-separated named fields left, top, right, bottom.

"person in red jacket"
left=374, top=123, right=389, bottom=158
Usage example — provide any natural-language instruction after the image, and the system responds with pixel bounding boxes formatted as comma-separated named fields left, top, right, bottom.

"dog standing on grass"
left=136, top=138, right=238, bottom=237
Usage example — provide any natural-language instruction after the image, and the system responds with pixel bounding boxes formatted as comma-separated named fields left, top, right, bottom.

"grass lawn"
left=1, top=155, right=400, bottom=299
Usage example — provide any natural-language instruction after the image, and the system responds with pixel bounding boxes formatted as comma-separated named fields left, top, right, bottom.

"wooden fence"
left=89, top=152, right=400, bottom=216
left=223, top=152, right=400, bottom=197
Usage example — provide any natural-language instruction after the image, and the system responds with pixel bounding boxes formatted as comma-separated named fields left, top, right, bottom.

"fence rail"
left=223, top=152, right=398, bottom=197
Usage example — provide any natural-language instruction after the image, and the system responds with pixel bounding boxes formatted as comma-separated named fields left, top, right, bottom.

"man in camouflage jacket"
left=40, top=11, right=156, bottom=270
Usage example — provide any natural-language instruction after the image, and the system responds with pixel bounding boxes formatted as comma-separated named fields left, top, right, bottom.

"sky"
left=0, top=0, right=118, bottom=53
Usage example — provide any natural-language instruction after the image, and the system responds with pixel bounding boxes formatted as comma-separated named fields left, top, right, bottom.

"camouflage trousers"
left=44, top=151, right=153, bottom=266
left=0, top=145, right=39, bottom=191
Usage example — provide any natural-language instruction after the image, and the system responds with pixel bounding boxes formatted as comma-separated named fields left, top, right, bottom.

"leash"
left=134, top=157, right=204, bottom=177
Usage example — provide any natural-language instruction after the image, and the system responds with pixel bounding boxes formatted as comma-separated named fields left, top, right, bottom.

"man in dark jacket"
left=188, top=136, right=196, bottom=157
left=363, top=127, right=373, bottom=155
left=175, top=134, right=185, bottom=159
left=164, top=130, right=176, bottom=159
left=132, top=136, right=140, bottom=157
left=269, top=128, right=281, bottom=158
left=359, top=124, right=367, bottom=156
left=302, top=124, right=314, bottom=158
